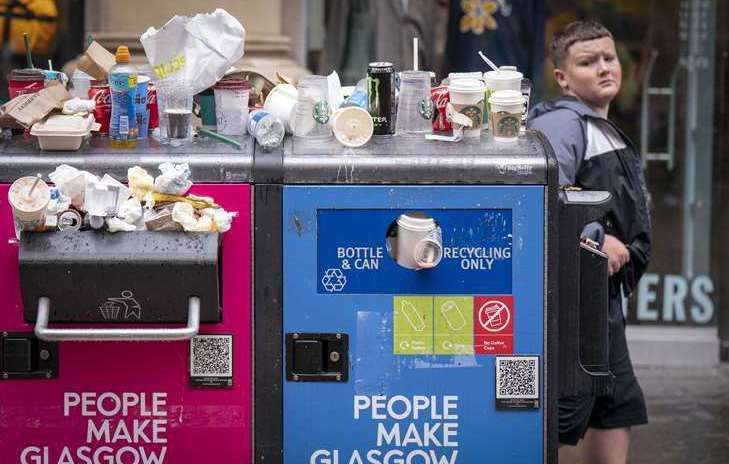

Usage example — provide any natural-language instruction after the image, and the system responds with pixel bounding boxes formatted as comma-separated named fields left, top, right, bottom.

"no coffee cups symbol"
left=478, top=300, right=510, bottom=333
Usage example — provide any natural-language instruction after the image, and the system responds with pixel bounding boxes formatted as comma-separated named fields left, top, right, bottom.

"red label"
left=474, top=295, right=514, bottom=354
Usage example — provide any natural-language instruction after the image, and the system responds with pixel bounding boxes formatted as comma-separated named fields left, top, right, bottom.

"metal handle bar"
left=34, top=296, right=200, bottom=342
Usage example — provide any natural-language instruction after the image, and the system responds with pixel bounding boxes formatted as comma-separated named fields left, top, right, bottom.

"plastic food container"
left=30, top=114, right=100, bottom=150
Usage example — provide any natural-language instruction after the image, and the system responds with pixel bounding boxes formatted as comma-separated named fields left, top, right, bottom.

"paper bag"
left=0, top=82, right=72, bottom=128
left=140, top=9, right=246, bottom=95
left=77, top=41, right=116, bottom=81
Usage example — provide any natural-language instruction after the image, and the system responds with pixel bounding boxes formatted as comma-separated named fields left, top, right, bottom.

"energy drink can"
left=367, top=62, right=395, bottom=135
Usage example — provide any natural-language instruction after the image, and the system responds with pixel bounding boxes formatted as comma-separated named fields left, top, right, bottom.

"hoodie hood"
left=528, top=95, right=601, bottom=121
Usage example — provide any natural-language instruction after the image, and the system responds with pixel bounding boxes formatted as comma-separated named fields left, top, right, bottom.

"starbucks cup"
left=8, top=176, right=50, bottom=232
left=332, top=106, right=373, bottom=147
left=483, top=68, right=523, bottom=129
left=447, top=78, right=486, bottom=138
left=488, top=90, right=525, bottom=142
left=396, top=214, right=443, bottom=270
left=264, top=84, right=298, bottom=134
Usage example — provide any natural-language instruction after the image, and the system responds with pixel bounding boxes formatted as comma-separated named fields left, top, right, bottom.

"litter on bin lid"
left=10, top=163, right=236, bottom=235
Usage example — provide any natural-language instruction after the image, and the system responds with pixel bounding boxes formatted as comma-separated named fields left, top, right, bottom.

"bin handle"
left=34, top=296, right=200, bottom=342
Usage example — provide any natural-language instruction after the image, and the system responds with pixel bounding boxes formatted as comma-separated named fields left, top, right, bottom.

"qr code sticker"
left=495, top=356, right=539, bottom=399
left=190, top=335, right=233, bottom=378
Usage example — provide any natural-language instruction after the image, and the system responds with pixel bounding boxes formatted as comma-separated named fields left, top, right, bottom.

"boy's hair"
left=550, top=20, right=613, bottom=69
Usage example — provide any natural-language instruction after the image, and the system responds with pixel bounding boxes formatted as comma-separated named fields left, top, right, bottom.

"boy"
left=528, top=21, right=651, bottom=464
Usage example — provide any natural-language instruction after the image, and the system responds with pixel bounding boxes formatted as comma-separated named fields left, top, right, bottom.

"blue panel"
left=317, top=209, right=512, bottom=294
left=283, top=186, right=544, bottom=464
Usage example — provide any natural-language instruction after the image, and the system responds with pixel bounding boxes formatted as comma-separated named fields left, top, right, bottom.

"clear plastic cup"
left=395, top=70, right=433, bottom=136
left=291, top=75, right=332, bottom=139
left=213, top=79, right=252, bottom=136
left=488, top=90, right=525, bottom=142
left=156, top=78, right=193, bottom=144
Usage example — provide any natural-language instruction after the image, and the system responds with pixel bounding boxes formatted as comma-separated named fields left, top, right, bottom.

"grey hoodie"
left=528, top=96, right=652, bottom=296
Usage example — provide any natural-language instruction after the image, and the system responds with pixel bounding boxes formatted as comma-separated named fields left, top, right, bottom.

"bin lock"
left=558, top=190, right=613, bottom=397
left=286, top=333, right=349, bottom=382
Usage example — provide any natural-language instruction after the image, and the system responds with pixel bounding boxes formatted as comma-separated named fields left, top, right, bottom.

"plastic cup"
left=332, top=106, right=373, bottom=147
left=70, top=69, right=93, bottom=99
left=213, top=79, right=252, bottom=136
left=8, top=176, right=50, bottom=232
left=447, top=78, right=486, bottom=138
left=291, top=75, right=332, bottom=139
left=520, top=78, right=532, bottom=133
left=156, top=79, right=193, bottom=143
left=488, top=90, right=525, bottom=142
left=395, top=71, right=433, bottom=136
left=483, top=68, right=523, bottom=129
left=264, top=84, right=298, bottom=134
left=135, top=76, right=150, bottom=138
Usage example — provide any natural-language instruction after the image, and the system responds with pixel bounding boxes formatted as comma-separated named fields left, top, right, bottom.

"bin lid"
left=276, top=131, right=553, bottom=185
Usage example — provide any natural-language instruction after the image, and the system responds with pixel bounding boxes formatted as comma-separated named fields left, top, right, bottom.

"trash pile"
left=0, top=8, right=531, bottom=152
left=8, top=164, right=236, bottom=237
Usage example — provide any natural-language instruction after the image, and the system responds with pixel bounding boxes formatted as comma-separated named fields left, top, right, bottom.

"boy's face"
left=554, top=36, right=621, bottom=109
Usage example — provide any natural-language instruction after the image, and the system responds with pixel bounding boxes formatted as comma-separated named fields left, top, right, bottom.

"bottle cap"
left=115, top=45, right=131, bottom=63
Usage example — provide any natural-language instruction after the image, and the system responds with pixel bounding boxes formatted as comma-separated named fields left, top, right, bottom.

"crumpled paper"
left=154, top=162, right=192, bottom=195
left=48, top=164, right=99, bottom=209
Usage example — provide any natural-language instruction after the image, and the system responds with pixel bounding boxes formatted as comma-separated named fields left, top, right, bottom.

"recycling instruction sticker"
left=393, top=296, right=433, bottom=354
left=393, top=295, right=513, bottom=356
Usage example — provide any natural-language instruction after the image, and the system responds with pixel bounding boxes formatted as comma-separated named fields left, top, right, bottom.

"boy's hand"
left=601, top=234, right=630, bottom=276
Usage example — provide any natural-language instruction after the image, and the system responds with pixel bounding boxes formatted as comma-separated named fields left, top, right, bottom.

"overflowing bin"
left=253, top=134, right=611, bottom=464
left=0, top=136, right=253, bottom=463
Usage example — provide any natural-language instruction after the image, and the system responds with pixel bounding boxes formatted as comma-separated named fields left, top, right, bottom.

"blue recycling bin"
left=253, top=134, right=610, bottom=464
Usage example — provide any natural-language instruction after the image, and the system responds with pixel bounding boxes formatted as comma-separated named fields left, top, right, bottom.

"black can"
left=367, top=61, right=395, bottom=135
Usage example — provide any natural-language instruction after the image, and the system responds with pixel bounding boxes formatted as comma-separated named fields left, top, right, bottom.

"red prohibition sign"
left=478, top=300, right=511, bottom=333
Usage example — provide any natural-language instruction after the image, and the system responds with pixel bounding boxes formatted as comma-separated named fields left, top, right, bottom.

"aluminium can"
left=367, top=62, right=395, bottom=135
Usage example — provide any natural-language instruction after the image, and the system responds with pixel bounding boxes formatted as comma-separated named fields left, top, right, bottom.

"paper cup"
left=396, top=214, right=443, bottom=270
left=483, top=68, right=523, bottom=128
left=488, top=90, right=525, bottom=142
left=448, top=78, right=486, bottom=138
left=264, top=84, right=298, bottom=134
left=8, top=176, right=50, bottom=232
left=332, top=107, right=373, bottom=147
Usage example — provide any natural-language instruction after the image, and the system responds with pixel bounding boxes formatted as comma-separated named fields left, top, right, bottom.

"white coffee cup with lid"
left=447, top=78, right=486, bottom=138
left=483, top=67, right=523, bottom=128
left=488, top=90, right=525, bottom=142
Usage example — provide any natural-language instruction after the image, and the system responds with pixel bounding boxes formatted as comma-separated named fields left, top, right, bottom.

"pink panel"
left=0, top=184, right=252, bottom=463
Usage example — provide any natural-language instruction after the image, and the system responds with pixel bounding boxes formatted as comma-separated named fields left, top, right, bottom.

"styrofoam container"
left=30, top=114, right=100, bottom=150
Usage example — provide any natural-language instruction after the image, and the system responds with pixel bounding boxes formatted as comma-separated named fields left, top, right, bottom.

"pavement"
left=628, top=362, right=729, bottom=463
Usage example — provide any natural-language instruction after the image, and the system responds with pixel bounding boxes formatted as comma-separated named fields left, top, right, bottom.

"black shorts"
left=558, top=295, right=648, bottom=446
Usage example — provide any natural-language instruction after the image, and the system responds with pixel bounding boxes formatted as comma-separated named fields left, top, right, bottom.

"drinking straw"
left=87, top=35, right=94, bottom=48
left=413, top=37, right=419, bottom=71
left=197, top=127, right=243, bottom=150
left=28, top=174, right=42, bottom=198
left=48, top=59, right=53, bottom=71
left=478, top=51, right=499, bottom=73
left=23, top=33, right=33, bottom=68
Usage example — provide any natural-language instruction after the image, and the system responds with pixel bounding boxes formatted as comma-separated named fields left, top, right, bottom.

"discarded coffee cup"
left=264, top=83, right=298, bottom=134
left=447, top=78, right=485, bottom=138
left=332, top=106, right=373, bottom=148
left=214, top=79, right=252, bottom=135
left=396, top=213, right=443, bottom=270
left=8, top=175, right=50, bottom=233
left=483, top=67, right=522, bottom=129
left=395, top=70, right=433, bottom=136
left=292, top=75, right=332, bottom=139
left=488, top=90, right=525, bottom=142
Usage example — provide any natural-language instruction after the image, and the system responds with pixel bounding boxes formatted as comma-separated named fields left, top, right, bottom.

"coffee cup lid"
left=483, top=69, right=523, bottom=82
left=488, top=90, right=525, bottom=106
left=448, top=78, right=485, bottom=93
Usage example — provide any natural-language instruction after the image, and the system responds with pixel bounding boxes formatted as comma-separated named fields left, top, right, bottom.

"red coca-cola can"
left=88, top=83, right=111, bottom=134
left=431, top=85, right=451, bottom=132
left=147, top=82, right=158, bottom=129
